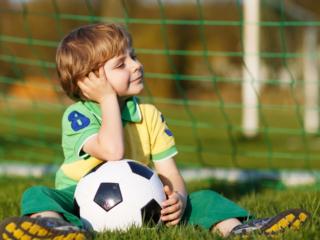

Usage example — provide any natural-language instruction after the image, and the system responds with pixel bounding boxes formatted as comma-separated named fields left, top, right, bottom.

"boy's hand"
left=161, top=185, right=186, bottom=226
left=77, top=66, right=116, bottom=103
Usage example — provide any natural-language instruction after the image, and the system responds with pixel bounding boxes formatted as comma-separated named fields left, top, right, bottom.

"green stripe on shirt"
left=152, top=146, right=178, bottom=161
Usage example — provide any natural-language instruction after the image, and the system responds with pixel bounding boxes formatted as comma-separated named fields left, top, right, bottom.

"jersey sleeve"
left=61, top=103, right=100, bottom=161
left=147, top=105, right=178, bottom=161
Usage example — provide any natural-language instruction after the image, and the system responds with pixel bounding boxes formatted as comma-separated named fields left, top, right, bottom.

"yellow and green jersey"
left=55, top=97, right=177, bottom=189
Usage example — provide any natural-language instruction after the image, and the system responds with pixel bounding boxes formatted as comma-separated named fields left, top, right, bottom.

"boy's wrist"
left=98, top=93, right=117, bottom=104
left=174, top=190, right=188, bottom=215
left=174, top=190, right=188, bottom=204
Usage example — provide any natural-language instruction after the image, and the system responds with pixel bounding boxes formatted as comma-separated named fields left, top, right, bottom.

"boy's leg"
left=0, top=216, right=91, bottom=240
left=183, top=190, right=310, bottom=237
left=0, top=185, right=92, bottom=239
left=182, top=189, right=249, bottom=237
left=212, top=218, right=242, bottom=237
left=211, top=218, right=241, bottom=237
left=182, top=190, right=251, bottom=229
left=230, top=208, right=310, bottom=235
left=21, top=185, right=83, bottom=227
left=31, top=210, right=63, bottom=219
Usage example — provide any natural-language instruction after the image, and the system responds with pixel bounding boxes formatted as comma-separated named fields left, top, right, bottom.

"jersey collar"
left=83, top=96, right=142, bottom=123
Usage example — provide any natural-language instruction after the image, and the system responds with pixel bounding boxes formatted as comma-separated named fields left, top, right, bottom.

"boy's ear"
left=99, top=66, right=106, bottom=78
left=92, top=66, right=106, bottom=78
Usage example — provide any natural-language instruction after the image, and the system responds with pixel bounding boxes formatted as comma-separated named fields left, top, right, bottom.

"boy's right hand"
left=77, top=66, right=116, bottom=103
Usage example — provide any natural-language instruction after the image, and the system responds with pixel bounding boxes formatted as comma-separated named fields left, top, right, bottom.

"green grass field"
left=0, top=176, right=319, bottom=240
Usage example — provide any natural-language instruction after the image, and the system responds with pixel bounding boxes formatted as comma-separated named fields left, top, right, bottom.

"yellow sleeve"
left=146, top=105, right=178, bottom=161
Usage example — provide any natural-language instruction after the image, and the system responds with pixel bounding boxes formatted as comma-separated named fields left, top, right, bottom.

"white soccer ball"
left=74, top=159, right=166, bottom=232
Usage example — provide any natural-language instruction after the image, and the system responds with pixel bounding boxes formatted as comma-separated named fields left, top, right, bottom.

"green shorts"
left=21, top=185, right=82, bottom=227
left=183, top=190, right=250, bottom=229
left=21, top=187, right=250, bottom=230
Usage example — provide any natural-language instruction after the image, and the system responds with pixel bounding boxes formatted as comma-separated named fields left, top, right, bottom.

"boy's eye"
left=116, top=62, right=125, bottom=68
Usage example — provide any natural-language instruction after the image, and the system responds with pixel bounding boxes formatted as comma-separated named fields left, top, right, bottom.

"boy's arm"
left=154, top=157, right=187, bottom=197
left=154, top=157, right=188, bottom=226
left=77, top=67, right=124, bottom=161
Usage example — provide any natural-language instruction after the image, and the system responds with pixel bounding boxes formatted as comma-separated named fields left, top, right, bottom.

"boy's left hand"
left=161, top=185, right=186, bottom=226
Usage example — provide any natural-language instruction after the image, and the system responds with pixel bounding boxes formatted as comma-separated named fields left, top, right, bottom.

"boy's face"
left=103, top=48, right=144, bottom=98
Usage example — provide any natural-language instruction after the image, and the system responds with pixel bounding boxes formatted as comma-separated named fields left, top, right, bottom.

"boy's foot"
left=0, top=216, right=92, bottom=239
left=231, top=208, right=310, bottom=235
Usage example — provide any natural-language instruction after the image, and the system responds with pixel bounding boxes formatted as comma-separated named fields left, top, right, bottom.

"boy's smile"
left=130, top=74, right=143, bottom=84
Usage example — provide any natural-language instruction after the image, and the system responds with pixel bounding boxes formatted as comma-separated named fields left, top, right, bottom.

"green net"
left=1, top=0, right=320, bottom=174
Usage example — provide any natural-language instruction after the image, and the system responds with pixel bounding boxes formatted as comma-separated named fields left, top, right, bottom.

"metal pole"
left=242, top=0, right=261, bottom=137
left=304, top=27, right=319, bottom=134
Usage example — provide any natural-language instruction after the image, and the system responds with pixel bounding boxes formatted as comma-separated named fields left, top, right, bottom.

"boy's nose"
left=132, top=60, right=143, bottom=73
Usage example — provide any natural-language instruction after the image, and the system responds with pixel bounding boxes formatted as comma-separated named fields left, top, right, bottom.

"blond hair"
left=56, top=23, right=131, bottom=100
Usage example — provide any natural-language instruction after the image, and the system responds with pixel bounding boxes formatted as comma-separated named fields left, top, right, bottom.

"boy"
left=0, top=23, right=310, bottom=240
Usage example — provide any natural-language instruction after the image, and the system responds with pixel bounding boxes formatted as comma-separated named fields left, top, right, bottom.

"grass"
left=0, top=176, right=319, bottom=240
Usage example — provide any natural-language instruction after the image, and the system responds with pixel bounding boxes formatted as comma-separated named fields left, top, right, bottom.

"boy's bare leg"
left=212, top=218, right=242, bottom=237
left=30, top=211, right=63, bottom=219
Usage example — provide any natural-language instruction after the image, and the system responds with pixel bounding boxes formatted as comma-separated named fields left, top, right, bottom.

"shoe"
left=0, top=216, right=92, bottom=239
left=231, top=208, right=310, bottom=235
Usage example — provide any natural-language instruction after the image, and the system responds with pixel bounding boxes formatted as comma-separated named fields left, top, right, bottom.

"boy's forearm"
left=155, top=159, right=188, bottom=197
left=166, top=172, right=187, bottom=197
left=160, top=169, right=188, bottom=212
left=96, top=94, right=124, bottom=160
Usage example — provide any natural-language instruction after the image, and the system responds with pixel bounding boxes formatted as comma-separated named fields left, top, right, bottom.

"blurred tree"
left=0, top=0, right=21, bottom=94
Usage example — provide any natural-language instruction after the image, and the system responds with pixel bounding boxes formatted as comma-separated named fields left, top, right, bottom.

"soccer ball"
left=74, top=159, right=166, bottom=232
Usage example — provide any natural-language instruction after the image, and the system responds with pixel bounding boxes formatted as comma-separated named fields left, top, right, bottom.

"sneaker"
left=0, top=216, right=92, bottom=239
left=231, top=208, right=310, bottom=235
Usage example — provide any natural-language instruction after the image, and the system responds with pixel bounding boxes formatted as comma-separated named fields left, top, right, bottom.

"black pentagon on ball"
left=94, top=183, right=123, bottom=212
left=141, top=199, right=162, bottom=226
left=127, top=161, right=153, bottom=180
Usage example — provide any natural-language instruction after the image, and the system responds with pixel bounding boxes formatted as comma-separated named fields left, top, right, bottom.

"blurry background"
left=1, top=0, right=320, bottom=186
